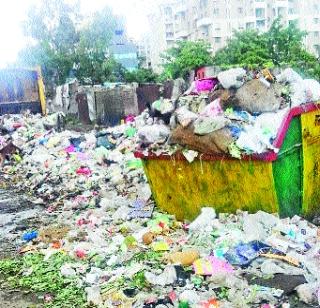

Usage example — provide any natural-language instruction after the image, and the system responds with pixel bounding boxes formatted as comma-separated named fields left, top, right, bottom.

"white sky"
left=0, top=0, right=156, bottom=68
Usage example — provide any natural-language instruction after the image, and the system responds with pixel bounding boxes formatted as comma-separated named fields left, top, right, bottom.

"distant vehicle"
left=0, top=67, right=46, bottom=115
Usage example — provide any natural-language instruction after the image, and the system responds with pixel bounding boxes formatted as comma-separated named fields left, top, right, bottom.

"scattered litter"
left=2, top=67, right=320, bottom=307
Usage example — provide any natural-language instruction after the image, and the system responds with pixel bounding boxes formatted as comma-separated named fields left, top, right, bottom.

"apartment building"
left=147, top=0, right=320, bottom=72
left=136, top=35, right=152, bottom=69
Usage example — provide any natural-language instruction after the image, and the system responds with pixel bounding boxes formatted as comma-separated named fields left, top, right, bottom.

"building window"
left=166, top=23, right=173, bottom=31
left=164, top=7, right=172, bottom=16
left=315, top=31, right=320, bottom=38
left=166, top=32, right=174, bottom=39
left=314, top=18, right=319, bottom=24
left=278, top=7, right=285, bottom=17
left=257, top=20, right=266, bottom=28
left=202, top=26, right=209, bottom=36
left=255, top=8, right=265, bottom=18
left=214, top=37, right=221, bottom=43
left=200, top=0, right=208, bottom=8
left=246, top=22, right=254, bottom=29
left=213, top=8, right=219, bottom=15
left=289, top=19, right=298, bottom=26
left=238, top=7, right=243, bottom=14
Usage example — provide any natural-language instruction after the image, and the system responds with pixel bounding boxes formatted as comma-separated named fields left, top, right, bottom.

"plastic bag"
left=200, top=99, right=223, bottom=117
left=218, top=68, right=246, bottom=89
left=193, top=256, right=233, bottom=275
left=145, top=266, right=177, bottom=286
left=195, top=78, right=217, bottom=92
left=188, top=207, right=217, bottom=232
left=175, top=107, right=198, bottom=128
left=194, top=116, right=230, bottom=135
left=138, top=124, right=170, bottom=145
left=276, top=68, right=303, bottom=84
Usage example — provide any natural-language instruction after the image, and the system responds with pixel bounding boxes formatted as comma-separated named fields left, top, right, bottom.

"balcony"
left=175, top=30, right=189, bottom=39
left=174, top=5, right=187, bottom=14
left=288, top=13, right=299, bottom=20
left=245, top=16, right=257, bottom=23
left=196, top=17, right=212, bottom=28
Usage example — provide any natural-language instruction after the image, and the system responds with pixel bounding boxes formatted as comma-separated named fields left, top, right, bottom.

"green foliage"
left=0, top=253, right=87, bottom=307
left=129, top=270, right=147, bottom=289
left=161, top=41, right=214, bottom=79
left=17, top=0, right=125, bottom=86
left=18, top=0, right=80, bottom=85
left=214, top=30, right=270, bottom=69
left=124, top=68, right=158, bottom=83
left=214, top=19, right=320, bottom=79
left=75, top=7, right=123, bottom=84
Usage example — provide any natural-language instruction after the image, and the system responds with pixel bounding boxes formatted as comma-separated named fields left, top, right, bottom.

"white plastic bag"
left=218, top=68, right=246, bottom=89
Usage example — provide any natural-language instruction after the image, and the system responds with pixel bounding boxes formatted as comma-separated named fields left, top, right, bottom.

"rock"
left=235, top=79, right=282, bottom=113
left=169, top=125, right=234, bottom=154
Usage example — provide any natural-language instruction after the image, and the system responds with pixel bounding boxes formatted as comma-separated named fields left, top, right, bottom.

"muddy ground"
left=0, top=189, right=47, bottom=308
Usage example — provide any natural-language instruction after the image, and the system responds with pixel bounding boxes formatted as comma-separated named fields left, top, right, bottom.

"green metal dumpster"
left=135, top=103, right=320, bottom=221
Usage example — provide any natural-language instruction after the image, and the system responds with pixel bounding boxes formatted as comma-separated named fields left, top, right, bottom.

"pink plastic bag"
left=195, top=78, right=218, bottom=92
left=200, top=98, right=223, bottom=117
left=193, top=256, right=233, bottom=276
left=65, top=145, right=76, bottom=153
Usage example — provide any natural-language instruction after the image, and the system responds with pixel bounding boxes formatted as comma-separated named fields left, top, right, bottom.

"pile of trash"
left=136, top=68, right=320, bottom=159
left=1, top=110, right=320, bottom=307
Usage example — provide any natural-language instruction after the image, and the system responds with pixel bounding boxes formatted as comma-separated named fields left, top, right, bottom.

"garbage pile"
left=1, top=111, right=320, bottom=307
left=136, top=68, right=320, bottom=159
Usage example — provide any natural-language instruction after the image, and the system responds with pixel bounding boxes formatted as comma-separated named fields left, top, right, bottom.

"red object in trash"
left=76, top=167, right=92, bottom=176
left=125, top=114, right=135, bottom=123
left=201, top=298, right=219, bottom=308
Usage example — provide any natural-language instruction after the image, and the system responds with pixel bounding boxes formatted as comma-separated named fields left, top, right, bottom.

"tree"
left=213, top=30, right=270, bottom=69
left=214, top=19, right=320, bottom=79
left=75, top=7, right=119, bottom=84
left=18, top=0, right=80, bottom=84
left=17, top=0, right=124, bottom=86
left=124, top=68, right=158, bottom=83
left=161, top=41, right=214, bottom=79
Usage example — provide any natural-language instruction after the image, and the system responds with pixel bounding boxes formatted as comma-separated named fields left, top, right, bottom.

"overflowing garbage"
left=136, top=68, right=320, bottom=159
left=1, top=67, right=320, bottom=307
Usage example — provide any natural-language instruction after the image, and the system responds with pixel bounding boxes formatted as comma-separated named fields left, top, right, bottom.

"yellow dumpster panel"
left=301, top=109, right=320, bottom=217
left=143, top=158, right=279, bottom=221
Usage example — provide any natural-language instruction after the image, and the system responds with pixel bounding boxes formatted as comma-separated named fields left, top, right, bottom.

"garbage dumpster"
left=135, top=103, right=320, bottom=221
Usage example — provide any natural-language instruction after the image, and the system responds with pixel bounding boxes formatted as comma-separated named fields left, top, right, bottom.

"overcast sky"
left=0, top=0, right=156, bottom=68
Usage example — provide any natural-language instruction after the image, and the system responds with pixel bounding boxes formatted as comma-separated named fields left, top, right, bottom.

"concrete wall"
left=52, top=82, right=160, bottom=126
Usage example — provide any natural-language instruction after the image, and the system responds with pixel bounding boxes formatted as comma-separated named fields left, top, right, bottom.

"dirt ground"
left=0, top=289, right=42, bottom=308
left=0, top=189, right=47, bottom=307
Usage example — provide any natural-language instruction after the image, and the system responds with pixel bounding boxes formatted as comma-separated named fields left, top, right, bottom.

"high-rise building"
left=109, top=19, right=139, bottom=72
left=146, top=0, right=320, bottom=73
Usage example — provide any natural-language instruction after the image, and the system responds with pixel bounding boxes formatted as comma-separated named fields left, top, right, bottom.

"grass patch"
left=0, top=253, right=87, bottom=308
